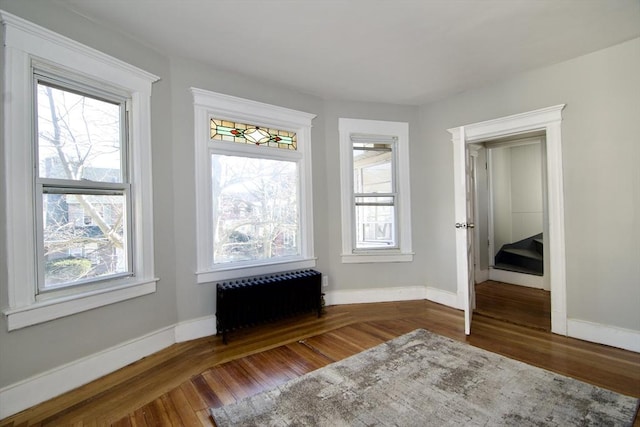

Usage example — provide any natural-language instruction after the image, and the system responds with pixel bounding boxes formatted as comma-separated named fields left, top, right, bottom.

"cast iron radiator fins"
left=216, top=269, right=322, bottom=344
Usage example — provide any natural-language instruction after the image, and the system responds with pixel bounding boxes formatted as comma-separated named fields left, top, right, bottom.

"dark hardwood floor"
left=2, top=290, right=639, bottom=426
left=475, top=280, right=551, bottom=331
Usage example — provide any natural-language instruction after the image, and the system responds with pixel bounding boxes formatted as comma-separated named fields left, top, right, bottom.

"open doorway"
left=449, top=104, right=566, bottom=336
left=471, top=134, right=551, bottom=330
left=474, top=134, right=550, bottom=289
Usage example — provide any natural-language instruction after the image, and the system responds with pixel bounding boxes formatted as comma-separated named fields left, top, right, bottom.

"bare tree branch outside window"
left=37, top=82, right=128, bottom=287
left=211, top=154, right=299, bottom=264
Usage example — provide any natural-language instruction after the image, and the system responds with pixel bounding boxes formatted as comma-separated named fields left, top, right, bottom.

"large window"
left=193, top=89, right=316, bottom=283
left=35, top=77, right=132, bottom=291
left=339, top=119, right=413, bottom=263
left=1, top=11, right=158, bottom=330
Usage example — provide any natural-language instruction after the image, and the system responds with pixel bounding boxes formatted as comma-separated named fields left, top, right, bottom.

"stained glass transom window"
left=210, top=118, right=297, bottom=150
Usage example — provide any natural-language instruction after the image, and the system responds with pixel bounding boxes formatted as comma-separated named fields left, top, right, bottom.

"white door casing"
left=448, top=104, right=567, bottom=336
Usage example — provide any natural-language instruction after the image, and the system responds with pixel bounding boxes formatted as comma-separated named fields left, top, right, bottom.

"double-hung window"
left=35, top=73, right=132, bottom=292
left=339, top=119, right=413, bottom=263
left=352, top=136, right=397, bottom=249
left=1, top=11, right=158, bottom=330
left=192, top=89, right=316, bottom=283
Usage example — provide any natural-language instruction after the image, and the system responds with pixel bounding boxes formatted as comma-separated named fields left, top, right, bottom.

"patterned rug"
left=210, top=329, right=639, bottom=426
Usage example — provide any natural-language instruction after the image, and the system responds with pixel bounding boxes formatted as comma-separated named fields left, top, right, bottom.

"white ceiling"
left=56, top=0, right=640, bottom=105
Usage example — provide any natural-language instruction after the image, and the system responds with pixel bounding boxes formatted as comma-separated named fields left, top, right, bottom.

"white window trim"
left=1, top=10, right=159, bottom=330
left=339, top=118, right=413, bottom=263
left=191, top=88, right=317, bottom=283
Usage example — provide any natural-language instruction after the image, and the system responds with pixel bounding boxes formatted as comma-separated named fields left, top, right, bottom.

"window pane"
left=37, top=82, right=123, bottom=182
left=355, top=196, right=396, bottom=249
left=42, top=192, right=128, bottom=288
left=353, top=143, right=393, bottom=193
left=211, top=154, right=299, bottom=264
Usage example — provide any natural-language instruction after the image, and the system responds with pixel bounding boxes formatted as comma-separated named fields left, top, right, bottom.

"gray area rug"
left=210, top=329, right=639, bottom=426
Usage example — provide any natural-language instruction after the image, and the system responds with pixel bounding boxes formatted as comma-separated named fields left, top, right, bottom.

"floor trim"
left=0, top=325, right=175, bottom=419
left=567, top=319, right=640, bottom=353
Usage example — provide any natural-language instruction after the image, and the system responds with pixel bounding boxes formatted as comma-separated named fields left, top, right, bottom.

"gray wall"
left=419, top=37, right=640, bottom=330
left=0, top=0, right=638, bottom=394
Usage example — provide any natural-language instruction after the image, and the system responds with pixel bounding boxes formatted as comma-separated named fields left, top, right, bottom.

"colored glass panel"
left=210, top=118, right=296, bottom=150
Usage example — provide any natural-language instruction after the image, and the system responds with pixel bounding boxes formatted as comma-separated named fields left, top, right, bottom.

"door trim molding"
left=448, top=104, right=567, bottom=335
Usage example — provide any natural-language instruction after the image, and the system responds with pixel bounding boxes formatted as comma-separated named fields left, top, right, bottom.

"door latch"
left=455, top=223, right=475, bottom=229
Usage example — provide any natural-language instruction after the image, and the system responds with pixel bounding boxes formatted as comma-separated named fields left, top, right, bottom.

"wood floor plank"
left=175, top=381, right=208, bottom=412
left=191, top=374, right=224, bottom=409
left=475, top=280, right=551, bottom=330
left=165, top=386, right=204, bottom=426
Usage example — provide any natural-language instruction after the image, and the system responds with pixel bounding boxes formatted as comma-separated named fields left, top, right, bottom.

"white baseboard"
left=567, top=319, right=640, bottom=353
left=426, top=287, right=462, bottom=310
left=489, top=268, right=545, bottom=289
left=325, top=285, right=425, bottom=306
left=174, top=315, right=216, bottom=342
left=475, top=269, right=490, bottom=283
left=0, top=325, right=175, bottom=419
left=325, top=285, right=461, bottom=310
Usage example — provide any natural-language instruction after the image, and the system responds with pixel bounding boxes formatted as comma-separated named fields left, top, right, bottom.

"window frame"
left=33, top=72, right=134, bottom=294
left=1, top=11, right=159, bottom=330
left=339, top=118, right=413, bottom=263
left=192, top=88, right=317, bottom=283
left=352, top=136, right=399, bottom=250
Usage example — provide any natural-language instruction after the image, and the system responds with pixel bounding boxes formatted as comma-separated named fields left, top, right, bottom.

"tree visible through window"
left=36, top=78, right=130, bottom=290
left=211, top=155, right=299, bottom=264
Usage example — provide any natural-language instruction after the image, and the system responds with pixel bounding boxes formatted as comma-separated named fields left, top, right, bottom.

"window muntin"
left=34, top=75, right=133, bottom=293
left=211, top=154, right=300, bottom=264
left=352, top=140, right=398, bottom=250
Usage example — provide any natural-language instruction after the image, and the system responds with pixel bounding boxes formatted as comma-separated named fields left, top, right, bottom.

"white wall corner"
left=426, top=286, right=462, bottom=310
left=475, top=269, right=490, bottom=284
left=174, top=315, right=217, bottom=342
left=566, top=319, right=640, bottom=353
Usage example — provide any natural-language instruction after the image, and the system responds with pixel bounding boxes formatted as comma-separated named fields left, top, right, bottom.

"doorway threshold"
left=475, top=281, right=551, bottom=331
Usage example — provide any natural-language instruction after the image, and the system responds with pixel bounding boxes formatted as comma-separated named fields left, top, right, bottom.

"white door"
left=451, top=127, right=475, bottom=335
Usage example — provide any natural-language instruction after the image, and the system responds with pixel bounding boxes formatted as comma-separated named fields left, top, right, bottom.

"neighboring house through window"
left=192, top=89, right=316, bottom=283
left=1, top=11, right=159, bottom=330
left=339, top=118, right=413, bottom=263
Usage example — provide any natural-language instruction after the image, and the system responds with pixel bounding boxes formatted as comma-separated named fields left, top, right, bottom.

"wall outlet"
left=322, top=275, right=329, bottom=288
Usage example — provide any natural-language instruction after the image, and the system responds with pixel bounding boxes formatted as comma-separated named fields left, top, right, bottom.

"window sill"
left=3, top=279, right=158, bottom=331
left=341, top=252, right=414, bottom=264
left=196, top=258, right=317, bottom=284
